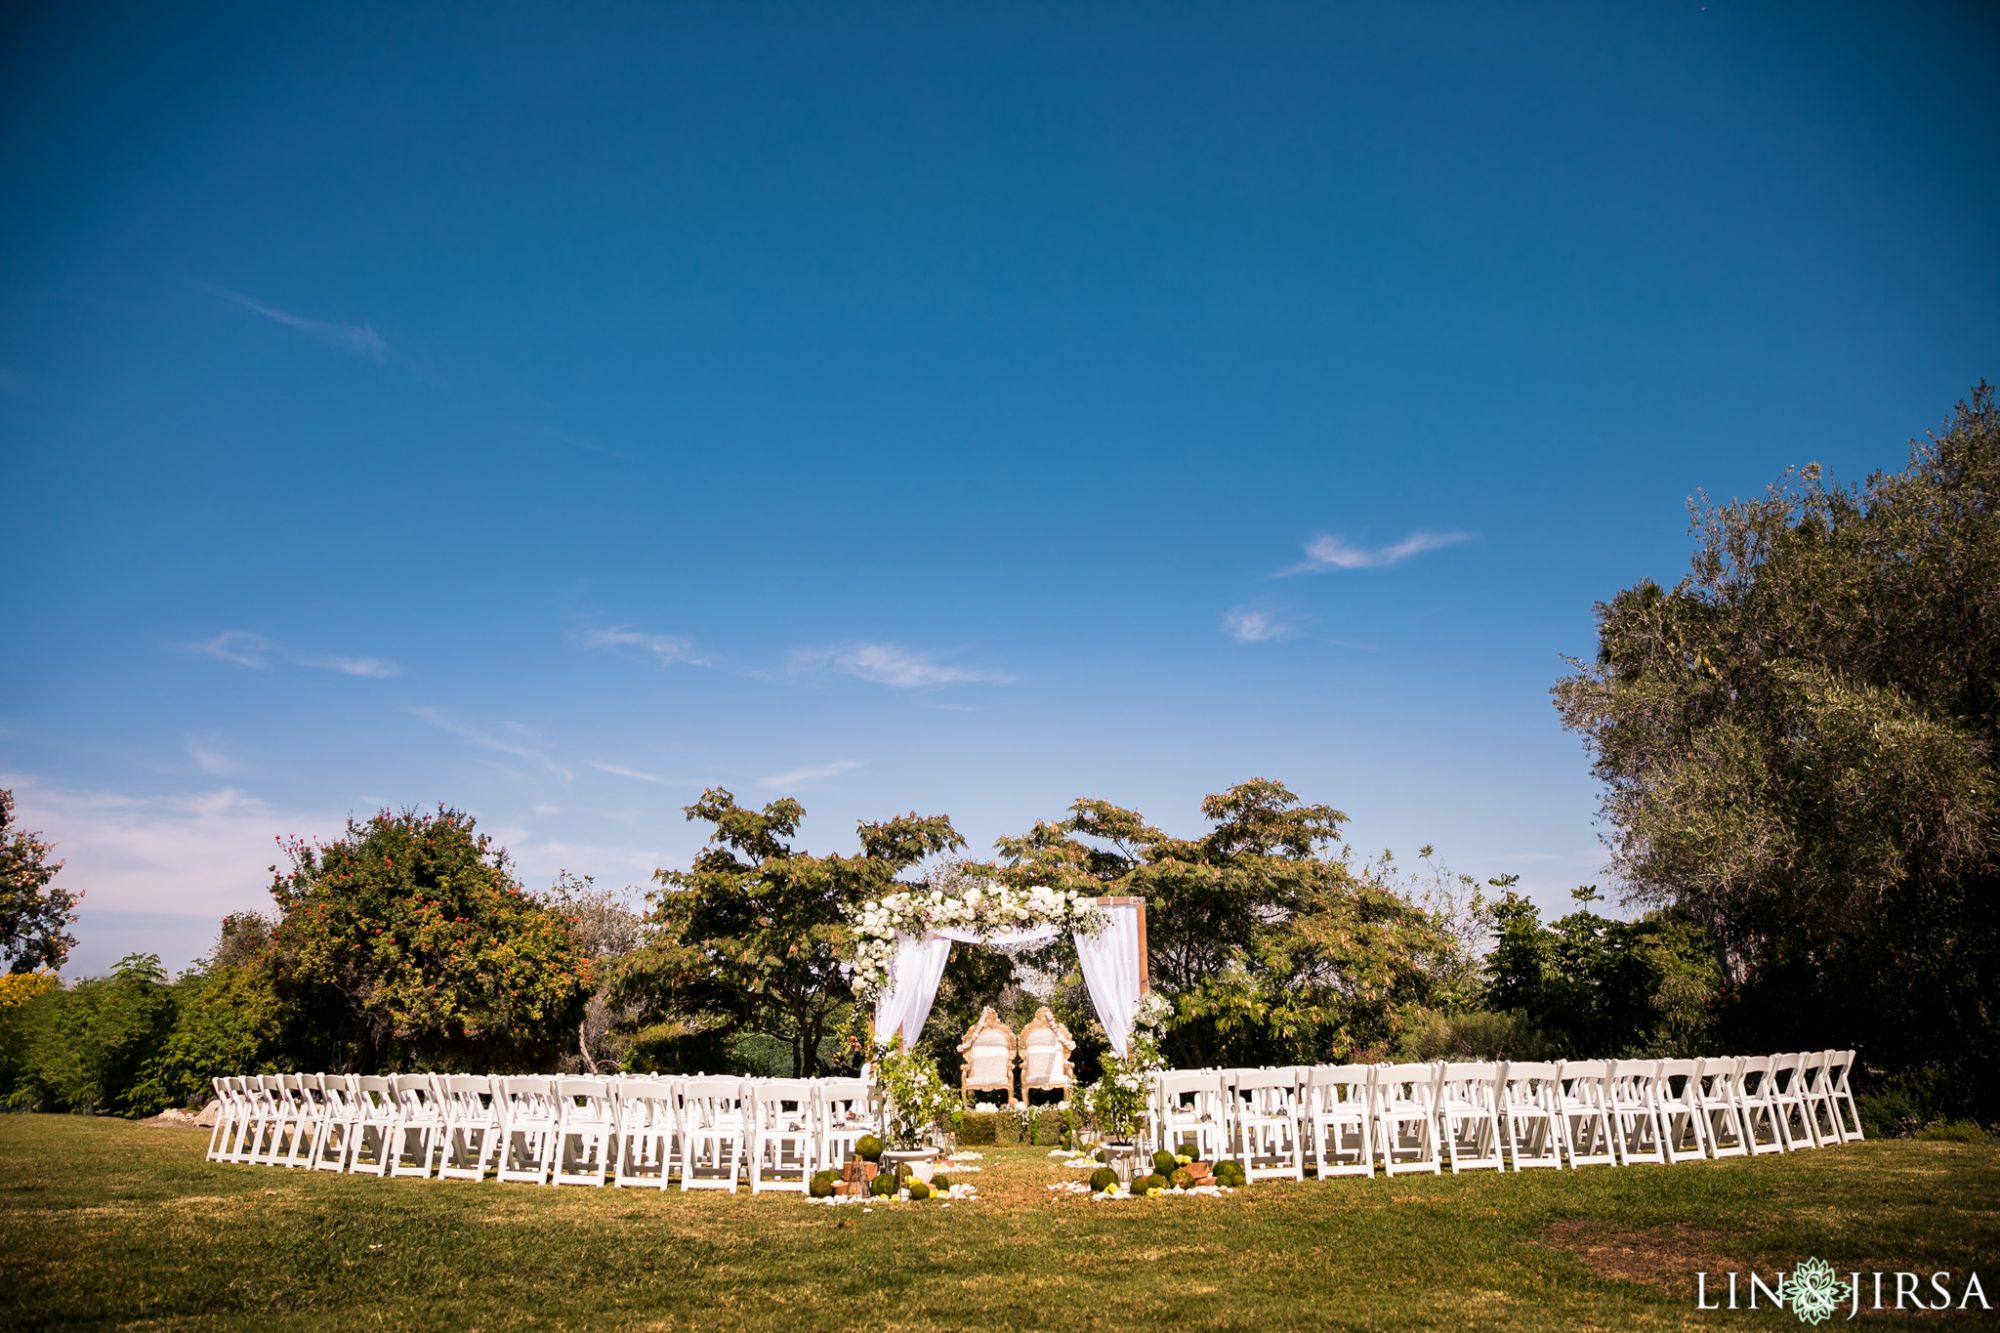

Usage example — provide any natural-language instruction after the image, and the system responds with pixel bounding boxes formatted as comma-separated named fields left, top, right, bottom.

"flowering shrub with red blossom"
left=269, top=806, right=589, bottom=1071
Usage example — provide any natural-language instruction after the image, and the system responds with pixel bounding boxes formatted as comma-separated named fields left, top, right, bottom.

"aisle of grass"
left=1, top=1115, right=1994, bottom=1329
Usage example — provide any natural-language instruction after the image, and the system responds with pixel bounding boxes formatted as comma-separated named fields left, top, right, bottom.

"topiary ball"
left=869, top=1172, right=897, bottom=1198
left=855, top=1135, right=883, bottom=1162
left=1094, top=1147, right=1110, bottom=1163
left=1178, top=1140, right=1200, bottom=1159
left=1127, top=1174, right=1150, bottom=1196
left=1170, top=1167, right=1194, bottom=1190
left=906, top=1179, right=933, bottom=1201
left=1214, top=1160, right=1247, bottom=1187
left=1152, top=1149, right=1179, bottom=1176
left=809, top=1170, right=836, bottom=1198
left=1142, top=1172, right=1169, bottom=1195
left=931, top=1173, right=953, bottom=1192
left=1089, top=1166, right=1118, bottom=1192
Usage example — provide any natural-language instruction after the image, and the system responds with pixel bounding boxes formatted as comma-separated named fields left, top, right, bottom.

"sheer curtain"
left=870, top=925, right=1063, bottom=1047
left=1073, top=901, right=1144, bottom=1058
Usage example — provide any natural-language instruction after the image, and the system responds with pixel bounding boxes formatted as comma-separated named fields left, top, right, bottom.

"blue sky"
left=4, top=2, right=1996, bottom=976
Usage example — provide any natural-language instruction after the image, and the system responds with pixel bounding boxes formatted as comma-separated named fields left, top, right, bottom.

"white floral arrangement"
left=848, top=871, right=1108, bottom=1003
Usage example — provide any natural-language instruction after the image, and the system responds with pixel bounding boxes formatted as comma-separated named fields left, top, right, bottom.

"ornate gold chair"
left=958, top=1007, right=1018, bottom=1106
left=1018, top=1006, right=1076, bottom=1105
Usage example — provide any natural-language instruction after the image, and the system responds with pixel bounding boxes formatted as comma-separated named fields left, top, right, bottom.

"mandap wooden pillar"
left=1094, top=895, right=1150, bottom=994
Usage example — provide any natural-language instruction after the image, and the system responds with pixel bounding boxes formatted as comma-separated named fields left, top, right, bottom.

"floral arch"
left=849, top=880, right=1150, bottom=1057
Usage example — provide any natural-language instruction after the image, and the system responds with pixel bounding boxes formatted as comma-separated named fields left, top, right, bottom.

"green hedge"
left=951, top=1107, right=1071, bottom=1147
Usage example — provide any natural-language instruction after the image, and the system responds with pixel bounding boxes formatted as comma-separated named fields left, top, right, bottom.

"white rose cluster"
left=846, top=876, right=1110, bottom=1004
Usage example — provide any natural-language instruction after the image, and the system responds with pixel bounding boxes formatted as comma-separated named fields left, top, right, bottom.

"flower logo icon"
left=1780, top=1257, right=1853, bottom=1325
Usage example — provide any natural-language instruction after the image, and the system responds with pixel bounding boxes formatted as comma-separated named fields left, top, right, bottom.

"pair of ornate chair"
left=957, top=1006, right=1076, bottom=1105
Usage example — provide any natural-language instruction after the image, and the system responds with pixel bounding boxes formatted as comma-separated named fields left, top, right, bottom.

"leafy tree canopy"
left=1554, top=386, right=2000, bottom=1112
left=267, top=806, right=590, bottom=1072
left=0, top=789, right=82, bottom=974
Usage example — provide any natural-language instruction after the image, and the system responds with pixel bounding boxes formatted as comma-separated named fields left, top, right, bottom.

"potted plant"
left=875, top=1038, right=955, bottom=1182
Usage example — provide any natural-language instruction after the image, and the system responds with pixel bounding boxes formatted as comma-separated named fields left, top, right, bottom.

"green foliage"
left=131, top=959, right=286, bottom=1109
left=996, top=782, right=1479, bottom=1070
left=1913, top=1119, right=1992, bottom=1143
left=808, top=1170, right=836, bottom=1198
left=906, top=1178, right=933, bottom=1200
left=868, top=1172, right=896, bottom=1198
left=1476, top=890, right=1718, bottom=1057
left=931, top=1173, right=953, bottom=1191
left=617, top=789, right=961, bottom=1076
left=854, top=1134, right=883, bottom=1162
left=1, top=955, right=176, bottom=1115
left=1089, top=1166, right=1118, bottom=1191
left=268, top=808, right=590, bottom=1072
left=1555, top=388, right=2000, bottom=1114
left=0, top=789, right=82, bottom=975
left=1152, top=1149, right=1179, bottom=1175
left=1170, top=1166, right=1195, bottom=1189
left=1214, top=1160, right=1247, bottom=1187
left=875, top=1039, right=956, bottom=1150
left=1397, top=1008, right=1553, bottom=1062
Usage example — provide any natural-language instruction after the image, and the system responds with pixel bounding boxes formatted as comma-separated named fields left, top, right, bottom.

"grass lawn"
left=1, top=1116, right=1995, bottom=1330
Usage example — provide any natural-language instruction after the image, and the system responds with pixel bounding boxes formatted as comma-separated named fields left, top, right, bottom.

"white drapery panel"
left=1073, top=901, right=1144, bottom=1058
left=871, top=933, right=952, bottom=1049
left=872, top=925, right=1061, bottom=1048
left=869, top=911, right=1143, bottom=1054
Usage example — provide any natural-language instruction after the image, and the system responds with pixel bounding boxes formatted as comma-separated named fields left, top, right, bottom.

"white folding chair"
left=815, top=1077, right=877, bottom=1169
left=347, top=1075, right=400, bottom=1175
left=613, top=1077, right=677, bottom=1188
left=1824, top=1049, right=1864, bottom=1142
left=204, top=1077, right=235, bottom=1162
left=1226, top=1068, right=1304, bottom=1181
left=436, top=1075, right=503, bottom=1181
left=1154, top=1070, right=1230, bottom=1161
left=1607, top=1060, right=1666, bottom=1165
left=1654, top=1059, right=1710, bottom=1163
left=1373, top=1063, right=1442, bottom=1175
left=549, top=1076, right=615, bottom=1186
left=1735, top=1055, right=1788, bottom=1154
left=229, top=1074, right=278, bottom=1164
left=1435, top=1062, right=1505, bottom=1172
left=496, top=1076, right=561, bottom=1184
left=309, top=1074, right=361, bottom=1172
left=748, top=1078, right=817, bottom=1193
left=1693, top=1057, right=1749, bottom=1158
left=1552, top=1061, right=1618, bottom=1167
left=388, top=1073, right=445, bottom=1177
left=680, top=1076, right=748, bottom=1192
left=1799, top=1051, right=1843, bottom=1146
left=1496, top=1062, right=1564, bottom=1170
left=1304, top=1066, right=1374, bottom=1178
left=1769, top=1053, right=1818, bottom=1149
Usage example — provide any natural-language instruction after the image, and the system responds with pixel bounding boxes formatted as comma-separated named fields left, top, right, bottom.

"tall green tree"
left=1554, top=386, right=2000, bottom=1113
left=267, top=807, right=590, bottom=1072
left=997, top=779, right=1473, bottom=1069
left=618, top=789, right=963, bottom=1076
left=0, top=789, right=82, bottom=974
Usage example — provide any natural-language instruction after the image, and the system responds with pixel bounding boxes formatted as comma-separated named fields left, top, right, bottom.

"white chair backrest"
left=1376, top=1063, right=1439, bottom=1106
left=1500, top=1061, right=1561, bottom=1103
left=391, top=1073, right=439, bottom=1118
left=680, top=1076, right=746, bottom=1130
left=1305, top=1065, right=1372, bottom=1111
left=556, top=1076, right=613, bottom=1119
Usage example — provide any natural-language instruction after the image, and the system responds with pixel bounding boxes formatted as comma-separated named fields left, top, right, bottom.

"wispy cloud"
left=1281, top=529, right=1474, bottom=575
left=295, top=654, right=401, bottom=679
left=789, top=642, right=1015, bottom=689
left=184, top=630, right=273, bottom=668
left=580, top=625, right=708, bottom=668
left=413, top=707, right=574, bottom=784
left=590, top=760, right=677, bottom=786
left=1223, top=607, right=1305, bottom=643
left=210, top=285, right=389, bottom=362
left=185, top=738, right=244, bottom=777
left=181, top=631, right=399, bottom=678
left=758, top=759, right=861, bottom=789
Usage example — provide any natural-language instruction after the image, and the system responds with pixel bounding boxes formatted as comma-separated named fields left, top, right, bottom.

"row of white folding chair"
left=1147, top=1051, right=1862, bottom=1181
left=207, top=1072, right=882, bottom=1194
